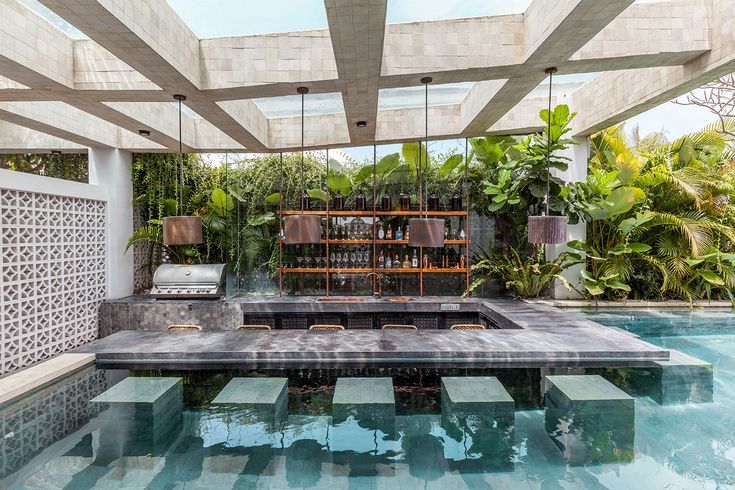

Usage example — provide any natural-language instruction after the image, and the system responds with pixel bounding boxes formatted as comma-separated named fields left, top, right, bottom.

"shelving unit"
left=276, top=145, right=472, bottom=297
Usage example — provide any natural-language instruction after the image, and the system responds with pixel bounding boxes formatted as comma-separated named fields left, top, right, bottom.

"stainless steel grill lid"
left=150, top=263, right=226, bottom=299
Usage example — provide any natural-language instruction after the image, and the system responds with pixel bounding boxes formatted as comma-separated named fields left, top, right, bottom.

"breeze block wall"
left=0, top=170, right=107, bottom=375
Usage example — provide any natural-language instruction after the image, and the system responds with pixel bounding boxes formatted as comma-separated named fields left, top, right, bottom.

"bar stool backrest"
left=167, top=325, right=203, bottom=332
left=309, top=324, right=345, bottom=331
left=449, top=324, right=486, bottom=331
left=382, top=324, right=417, bottom=331
left=237, top=325, right=271, bottom=331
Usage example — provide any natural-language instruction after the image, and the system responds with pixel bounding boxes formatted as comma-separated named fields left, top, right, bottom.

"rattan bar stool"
left=236, top=325, right=271, bottom=331
left=382, top=324, right=417, bottom=331
left=449, top=324, right=486, bottom=331
left=309, top=324, right=345, bottom=331
left=167, top=325, right=204, bottom=332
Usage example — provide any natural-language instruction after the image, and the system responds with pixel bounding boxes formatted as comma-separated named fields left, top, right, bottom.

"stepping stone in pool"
left=545, top=375, right=634, bottom=466
left=440, top=376, right=515, bottom=473
left=91, top=377, right=183, bottom=459
left=623, top=349, right=714, bottom=405
left=331, top=377, right=397, bottom=476
left=212, top=377, right=288, bottom=424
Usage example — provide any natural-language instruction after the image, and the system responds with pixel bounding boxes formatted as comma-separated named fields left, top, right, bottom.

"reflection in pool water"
left=1, top=309, right=734, bottom=488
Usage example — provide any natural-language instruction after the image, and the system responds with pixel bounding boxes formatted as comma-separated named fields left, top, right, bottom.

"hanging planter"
left=284, top=86, right=321, bottom=245
left=408, top=77, right=445, bottom=248
left=528, top=67, right=567, bottom=245
left=163, top=94, right=203, bottom=247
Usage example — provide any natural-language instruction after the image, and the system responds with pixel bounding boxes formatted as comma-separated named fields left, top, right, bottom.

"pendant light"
left=163, top=94, right=203, bottom=246
left=528, top=67, right=568, bottom=244
left=284, top=86, right=321, bottom=244
left=408, top=77, right=445, bottom=248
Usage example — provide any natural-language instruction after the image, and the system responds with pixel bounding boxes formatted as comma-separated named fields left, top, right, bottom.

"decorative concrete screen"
left=0, top=175, right=107, bottom=375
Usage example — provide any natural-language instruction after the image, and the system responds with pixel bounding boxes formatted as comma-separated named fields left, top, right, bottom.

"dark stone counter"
left=91, top=295, right=669, bottom=369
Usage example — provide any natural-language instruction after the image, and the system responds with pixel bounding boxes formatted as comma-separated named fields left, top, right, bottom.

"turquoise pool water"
left=1, top=309, right=734, bottom=489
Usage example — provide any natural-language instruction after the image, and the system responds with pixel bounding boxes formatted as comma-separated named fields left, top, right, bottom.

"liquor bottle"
left=405, top=224, right=410, bottom=241
left=451, top=193, right=462, bottom=211
left=399, top=192, right=410, bottom=211
left=378, top=248, right=385, bottom=268
left=382, top=194, right=392, bottom=211
left=386, top=223, right=393, bottom=240
left=355, top=192, right=366, bottom=211
left=395, top=224, right=404, bottom=240
left=376, top=219, right=385, bottom=239
left=394, top=249, right=402, bottom=269
left=385, top=251, right=392, bottom=269
left=411, top=249, right=419, bottom=268
left=427, top=193, right=439, bottom=211
left=300, top=192, right=310, bottom=211
left=401, top=254, right=410, bottom=269
left=423, top=253, right=428, bottom=269
left=333, top=191, right=344, bottom=211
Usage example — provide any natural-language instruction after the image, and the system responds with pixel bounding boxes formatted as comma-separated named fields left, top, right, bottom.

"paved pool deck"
left=78, top=297, right=668, bottom=369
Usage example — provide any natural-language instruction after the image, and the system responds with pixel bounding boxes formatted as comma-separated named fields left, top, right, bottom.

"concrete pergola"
left=0, top=0, right=732, bottom=154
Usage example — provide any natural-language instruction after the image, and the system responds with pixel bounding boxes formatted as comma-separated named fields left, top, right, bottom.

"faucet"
left=364, top=272, right=384, bottom=299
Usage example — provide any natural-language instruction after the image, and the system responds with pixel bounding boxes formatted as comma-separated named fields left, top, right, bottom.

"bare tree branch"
left=674, top=74, right=735, bottom=138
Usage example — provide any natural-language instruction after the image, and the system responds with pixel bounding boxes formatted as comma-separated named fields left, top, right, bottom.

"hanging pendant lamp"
left=284, top=86, right=321, bottom=244
left=409, top=77, right=445, bottom=248
left=163, top=94, right=203, bottom=246
left=528, top=67, right=568, bottom=244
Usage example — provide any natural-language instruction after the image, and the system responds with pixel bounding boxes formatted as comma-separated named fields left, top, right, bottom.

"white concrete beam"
left=325, top=0, right=387, bottom=144
left=0, top=120, right=85, bottom=152
left=38, top=0, right=269, bottom=150
left=572, top=0, right=735, bottom=135
left=460, top=0, right=634, bottom=136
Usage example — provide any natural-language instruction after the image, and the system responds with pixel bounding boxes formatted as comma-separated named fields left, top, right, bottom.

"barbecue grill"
left=150, top=263, right=226, bottom=299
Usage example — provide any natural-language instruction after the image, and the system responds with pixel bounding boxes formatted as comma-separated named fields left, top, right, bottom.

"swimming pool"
left=1, top=309, right=733, bottom=489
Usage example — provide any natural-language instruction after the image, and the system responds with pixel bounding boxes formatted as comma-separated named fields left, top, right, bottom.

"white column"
left=547, top=136, right=588, bottom=299
left=88, top=147, right=134, bottom=299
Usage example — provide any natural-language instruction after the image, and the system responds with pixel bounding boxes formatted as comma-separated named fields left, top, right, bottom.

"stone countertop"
left=84, top=297, right=669, bottom=368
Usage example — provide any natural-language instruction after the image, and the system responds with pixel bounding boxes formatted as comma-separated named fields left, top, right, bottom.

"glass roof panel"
left=19, top=0, right=87, bottom=39
left=378, top=83, right=473, bottom=110
left=386, top=0, right=531, bottom=24
left=529, top=72, right=600, bottom=98
left=165, top=0, right=328, bottom=38
left=253, top=92, right=345, bottom=118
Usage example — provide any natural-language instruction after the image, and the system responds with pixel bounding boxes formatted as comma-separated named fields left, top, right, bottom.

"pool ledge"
left=0, top=353, right=96, bottom=406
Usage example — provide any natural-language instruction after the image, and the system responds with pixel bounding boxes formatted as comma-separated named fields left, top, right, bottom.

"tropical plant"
left=467, top=246, right=582, bottom=298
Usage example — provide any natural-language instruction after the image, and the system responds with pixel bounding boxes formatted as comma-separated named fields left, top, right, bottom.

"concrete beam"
left=39, top=0, right=269, bottom=150
left=325, top=0, right=387, bottom=144
left=460, top=0, right=634, bottom=135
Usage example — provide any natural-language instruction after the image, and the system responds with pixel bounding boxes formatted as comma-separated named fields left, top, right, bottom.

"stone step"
left=440, top=376, right=515, bottom=473
left=212, top=377, right=288, bottom=424
left=649, top=349, right=713, bottom=405
left=545, top=374, right=634, bottom=466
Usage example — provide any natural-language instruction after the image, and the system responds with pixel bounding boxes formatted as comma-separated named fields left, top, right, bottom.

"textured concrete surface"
left=333, top=377, right=395, bottom=406
left=0, top=0, right=728, bottom=151
left=0, top=353, right=96, bottom=406
left=91, top=377, right=182, bottom=404
left=78, top=297, right=669, bottom=368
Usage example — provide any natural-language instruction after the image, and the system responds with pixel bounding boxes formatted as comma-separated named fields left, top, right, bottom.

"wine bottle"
left=411, top=249, right=419, bottom=268
left=385, top=251, right=392, bottom=269
left=378, top=249, right=385, bottom=268
left=382, top=194, right=392, bottom=211
left=377, top=220, right=385, bottom=239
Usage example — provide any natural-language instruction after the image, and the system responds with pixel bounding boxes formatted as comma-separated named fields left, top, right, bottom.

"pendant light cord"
left=545, top=69, right=553, bottom=217
left=178, top=96, right=183, bottom=215
left=300, top=91, right=305, bottom=196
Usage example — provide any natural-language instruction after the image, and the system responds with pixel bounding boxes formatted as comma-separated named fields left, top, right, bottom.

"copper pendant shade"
left=283, top=87, right=322, bottom=244
left=528, top=67, right=567, bottom=245
left=409, top=77, right=445, bottom=248
left=163, top=94, right=203, bottom=246
left=528, top=215, right=568, bottom=244
left=408, top=218, right=444, bottom=248
left=163, top=216, right=204, bottom=246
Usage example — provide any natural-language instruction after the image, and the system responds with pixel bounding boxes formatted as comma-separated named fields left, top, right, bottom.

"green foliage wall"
left=1, top=153, right=88, bottom=182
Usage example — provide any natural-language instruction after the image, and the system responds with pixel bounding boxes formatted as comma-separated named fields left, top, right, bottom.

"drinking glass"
left=305, top=255, right=312, bottom=269
left=297, top=255, right=303, bottom=269
left=330, top=252, right=336, bottom=268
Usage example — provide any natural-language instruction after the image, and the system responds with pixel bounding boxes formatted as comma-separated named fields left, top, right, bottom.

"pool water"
left=1, top=309, right=734, bottom=489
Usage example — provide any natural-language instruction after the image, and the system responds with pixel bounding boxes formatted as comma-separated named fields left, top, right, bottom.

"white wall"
left=88, top=147, right=134, bottom=300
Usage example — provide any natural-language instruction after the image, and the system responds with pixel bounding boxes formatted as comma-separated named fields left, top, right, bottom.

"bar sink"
left=315, top=297, right=367, bottom=303
left=383, top=297, right=415, bottom=302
